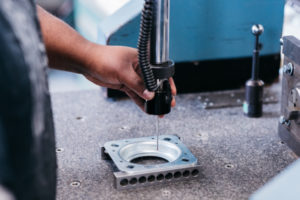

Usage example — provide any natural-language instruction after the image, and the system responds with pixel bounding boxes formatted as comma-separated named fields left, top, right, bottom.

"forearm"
left=37, top=6, right=97, bottom=74
left=36, top=6, right=174, bottom=110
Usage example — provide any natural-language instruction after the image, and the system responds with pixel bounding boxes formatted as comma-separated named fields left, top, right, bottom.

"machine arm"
left=138, top=0, right=175, bottom=115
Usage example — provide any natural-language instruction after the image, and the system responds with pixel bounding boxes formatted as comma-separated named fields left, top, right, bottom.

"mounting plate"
left=102, top=135, right=201, bottom=190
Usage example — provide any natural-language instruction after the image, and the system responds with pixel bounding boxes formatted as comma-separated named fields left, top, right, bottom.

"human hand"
left=37, top=6, right=175, bottom=111
left=83, top=45, right=176, bottom=112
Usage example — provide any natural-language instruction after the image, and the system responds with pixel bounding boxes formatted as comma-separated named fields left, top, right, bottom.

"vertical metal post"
left=150, top=0, right=170, bottom=65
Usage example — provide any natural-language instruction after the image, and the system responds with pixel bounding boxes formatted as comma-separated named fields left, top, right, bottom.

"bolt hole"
left=139, top=176, right=146, bottom=183
left=127, top=165, right=134, bottom=169
left=70, top=181, right=81, bottom=187
left=165, top=173, right=173, bottom=180
left=111, top=144, right=119, bottom=147
left=129, top=178, right=137, bottom=185
left=76, top=117, right=83, bottom=120
left=280, top=141, right=285, bottom=144
left=148, top=175, right=155, bottom=182
left=182, top=158, right=189, bottom=162
left=183, top=171, right=190, bottom=177
left=174, top=172, right=181, bottom=178
left=56, top=148, right=64, bottom=152
left=163, top=138, right=171, bottom=141
left=157, top=174, right=164, bottom=181
left=192, top=169, right=199, bottom=177
left=120, top=179, right=128, bottom=186
left=225, top=164, right=234, bottom=169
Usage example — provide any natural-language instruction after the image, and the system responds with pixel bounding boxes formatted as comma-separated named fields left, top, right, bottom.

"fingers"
left=171, top=96, right=176, bottom=107
left=120, top=68, right=155, bottom=101
left=169, top=77, right=177, bottom=96
left=169, top=78, right=176, bottom=107
left=133, top=61, right=143, bottom=77
left=123, top=87, right=145, bottom=112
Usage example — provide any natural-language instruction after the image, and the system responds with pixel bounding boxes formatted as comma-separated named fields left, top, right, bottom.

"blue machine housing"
left=74, top=0, right=284, bottom=96
left=75, top=0, right=284, bottom=62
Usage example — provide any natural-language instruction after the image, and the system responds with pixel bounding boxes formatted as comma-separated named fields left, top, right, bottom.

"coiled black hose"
left=137, top=0, right=157, bottom=91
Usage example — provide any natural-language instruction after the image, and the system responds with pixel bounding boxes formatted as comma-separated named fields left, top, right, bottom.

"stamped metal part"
left=102, top=135, right=201, bottom=190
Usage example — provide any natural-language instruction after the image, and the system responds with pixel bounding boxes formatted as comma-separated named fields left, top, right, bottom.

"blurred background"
left=37, top=0, right=131, bottom=92
left=36, top=0, right=300, bottom=93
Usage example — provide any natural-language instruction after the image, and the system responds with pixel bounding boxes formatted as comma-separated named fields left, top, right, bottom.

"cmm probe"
left=137, top=0, right=174, bottom=150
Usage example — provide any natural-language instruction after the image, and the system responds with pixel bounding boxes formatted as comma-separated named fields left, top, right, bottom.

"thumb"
left=121, top=70, right=155, bottom=100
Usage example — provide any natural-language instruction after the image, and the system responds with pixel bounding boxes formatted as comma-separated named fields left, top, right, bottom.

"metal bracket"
left=101, top=135, right=201, bottom=190
left=279, top=36, right=300, bottom=156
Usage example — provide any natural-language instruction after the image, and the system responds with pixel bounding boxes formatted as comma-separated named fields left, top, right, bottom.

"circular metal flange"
left=119, top=140, right=181, bottom=163
left=103, top=135, right=198, bottom=173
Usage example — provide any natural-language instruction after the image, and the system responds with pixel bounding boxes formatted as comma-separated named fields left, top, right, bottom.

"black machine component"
left=137, top=0, right=175, bottom=115
left=145, top=79, right=172, bottom=114
left=243, top=24, right=265, bottom=118
left=279, top=36, right=300, bottom=156
left=107, top=54, right=280, bottom=97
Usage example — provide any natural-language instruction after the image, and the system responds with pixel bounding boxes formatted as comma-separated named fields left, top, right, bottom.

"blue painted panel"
left=109, top=0, right=284, bottom=62
left=75, top=0, right=284, bottom=63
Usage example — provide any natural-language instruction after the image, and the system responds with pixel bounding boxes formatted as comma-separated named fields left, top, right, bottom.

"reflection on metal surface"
left=150, top=0, right=170, bottom=64
left=102, top=135, right=201, bottom=190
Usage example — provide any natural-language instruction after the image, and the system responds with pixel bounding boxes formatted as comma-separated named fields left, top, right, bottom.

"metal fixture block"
left=101, top=135, right=201, bottom=190
left=279, top=36, right=300, bottom=156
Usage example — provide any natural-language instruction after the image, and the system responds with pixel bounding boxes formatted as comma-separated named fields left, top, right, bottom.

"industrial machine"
left=74, top=0, right=292, bottom=192
left=137, top=0, right=174, bottom=115
left=249, top=35, right=300, bottom=200
left=101, top=0, right=201, bottom=189
left=74, top=0, right=284, bottom=97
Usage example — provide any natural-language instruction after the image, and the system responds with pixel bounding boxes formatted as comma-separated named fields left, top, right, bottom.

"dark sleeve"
left=0, top=10, right=38, bottom=200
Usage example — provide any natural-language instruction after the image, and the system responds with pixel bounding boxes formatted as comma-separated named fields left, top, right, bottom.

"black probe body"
left=243, top=24, right=264, bottom=118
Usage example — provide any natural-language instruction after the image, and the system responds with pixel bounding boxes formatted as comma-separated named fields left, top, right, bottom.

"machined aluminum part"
left=101, top=135, right=201, bottom=190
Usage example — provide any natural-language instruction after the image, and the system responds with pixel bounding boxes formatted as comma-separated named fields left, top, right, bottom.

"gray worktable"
left=52, top=88, right=297, bottom=200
